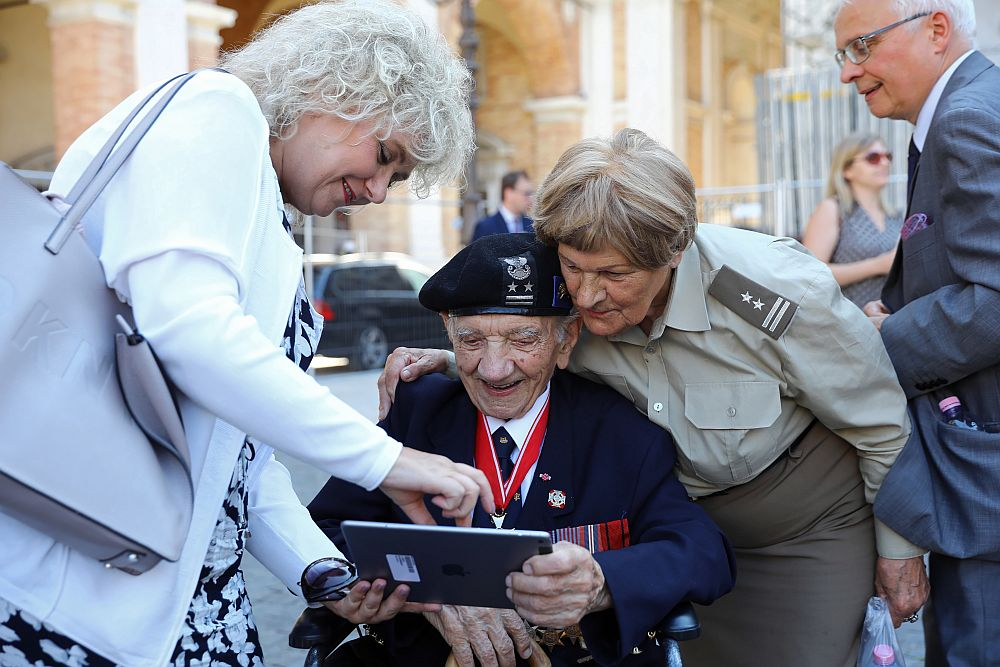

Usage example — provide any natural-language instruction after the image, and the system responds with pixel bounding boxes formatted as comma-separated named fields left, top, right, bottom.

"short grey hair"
left=218, top=0, right=475, bottom=197
left=534, top=128, right=697, bottom=271
left=834, top=0, right=976, bottom=41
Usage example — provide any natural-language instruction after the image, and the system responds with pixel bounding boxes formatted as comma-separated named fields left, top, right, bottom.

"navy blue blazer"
left=309, top=371, right=735, bottom=666
left=472, top=210, right=534, bottom=240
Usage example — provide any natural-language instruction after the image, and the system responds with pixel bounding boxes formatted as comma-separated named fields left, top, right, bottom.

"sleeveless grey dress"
left=830, top=204, right=903, bottom=307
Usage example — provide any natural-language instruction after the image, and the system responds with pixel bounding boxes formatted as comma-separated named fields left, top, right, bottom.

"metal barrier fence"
left=695, top=175, right=906, bottom=241
left=752, top=65, right=912, bottom=238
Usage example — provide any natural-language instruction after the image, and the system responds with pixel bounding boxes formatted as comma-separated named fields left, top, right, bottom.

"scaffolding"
left=697, top=64, right=910, bottom=240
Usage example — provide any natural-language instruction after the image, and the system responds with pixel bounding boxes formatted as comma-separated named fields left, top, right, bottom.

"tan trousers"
left=680, top=422, right=875, bottom=667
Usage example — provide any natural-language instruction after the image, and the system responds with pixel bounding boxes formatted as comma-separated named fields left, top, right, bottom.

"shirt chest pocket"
left=683, top=381, right=782, bottom=484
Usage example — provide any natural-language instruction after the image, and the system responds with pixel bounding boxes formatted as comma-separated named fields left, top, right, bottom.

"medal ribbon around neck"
left=474, top=397, right=550, bottom=515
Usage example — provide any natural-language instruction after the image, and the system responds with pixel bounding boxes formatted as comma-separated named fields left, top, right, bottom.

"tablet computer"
left=341, top=521, right=553, bottom=609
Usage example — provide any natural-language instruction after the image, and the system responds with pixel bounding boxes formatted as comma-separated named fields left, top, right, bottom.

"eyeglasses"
left=834, top=12, right=930, bottom=67
left=300, top=557, right=358, bottom=603
left=856, top=150, right=893, bottom=165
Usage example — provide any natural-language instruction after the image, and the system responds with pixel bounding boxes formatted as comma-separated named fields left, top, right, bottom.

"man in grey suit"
left=835, top=0, right=1000, bottom=664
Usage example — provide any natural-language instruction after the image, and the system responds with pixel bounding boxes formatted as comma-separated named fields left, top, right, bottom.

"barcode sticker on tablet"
left=386, top=554, right=420, bottom=582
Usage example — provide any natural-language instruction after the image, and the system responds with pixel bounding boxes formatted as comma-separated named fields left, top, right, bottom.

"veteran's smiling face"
left=445, top=313, right=580, bottom=420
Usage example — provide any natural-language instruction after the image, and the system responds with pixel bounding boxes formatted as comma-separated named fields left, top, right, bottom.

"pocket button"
left=727, top=406, right=737, bottom=417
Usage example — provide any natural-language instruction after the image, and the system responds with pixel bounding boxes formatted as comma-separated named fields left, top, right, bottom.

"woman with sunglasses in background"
left=802, top=132, right=903, bottom=308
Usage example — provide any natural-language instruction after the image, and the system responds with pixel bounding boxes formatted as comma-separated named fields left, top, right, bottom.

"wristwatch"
left=300, top=556, right=358, bottom=603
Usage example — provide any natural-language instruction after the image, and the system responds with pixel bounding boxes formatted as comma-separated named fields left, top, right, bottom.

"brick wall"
left=50, top=18, right=134, bottom=157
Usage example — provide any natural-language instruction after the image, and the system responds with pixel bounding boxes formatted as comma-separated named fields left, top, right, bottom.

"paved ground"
left=243, top=366, right=927, bottom=666
left=243, top=366, right=381, bottom=667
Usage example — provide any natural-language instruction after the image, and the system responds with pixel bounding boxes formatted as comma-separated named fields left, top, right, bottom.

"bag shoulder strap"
left=46, top=69, right=207, bottom=254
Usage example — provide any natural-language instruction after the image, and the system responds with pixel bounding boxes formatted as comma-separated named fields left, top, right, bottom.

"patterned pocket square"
left=901, top=212, right=932, bottom=240
left=551, top=518, right=630, bottom=553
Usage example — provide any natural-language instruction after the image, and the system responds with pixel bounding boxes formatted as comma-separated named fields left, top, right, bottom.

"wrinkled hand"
left=324, top=579, right=440, bottom=625
left=862, top=299, right=892, bottom=331
left=424, top=605, right=532, bottom=667
left=378, top=347, right=451, bottom=420
left=380, top=447, right=494, bottom=527
left=875, top=556, right=930, bottom=627
left=506, top=542, right=610, bottom=628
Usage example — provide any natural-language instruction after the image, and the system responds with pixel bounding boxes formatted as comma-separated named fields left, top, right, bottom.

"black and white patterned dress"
left=0, top=215, right=322, bottom=667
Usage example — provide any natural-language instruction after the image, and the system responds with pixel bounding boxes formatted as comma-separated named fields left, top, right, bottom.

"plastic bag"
left=856, top=596, right=907, bottom=667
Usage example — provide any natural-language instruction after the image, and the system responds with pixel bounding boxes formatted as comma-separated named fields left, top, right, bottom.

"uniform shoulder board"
left=708, top=265, right=798, bottom=340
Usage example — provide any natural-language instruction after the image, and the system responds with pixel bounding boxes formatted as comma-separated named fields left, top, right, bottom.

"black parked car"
left=308, top=253, right=451, bottom=369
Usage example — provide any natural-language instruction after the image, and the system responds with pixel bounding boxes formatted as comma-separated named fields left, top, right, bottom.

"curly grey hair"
left=219, top=0, right=475, bottom=197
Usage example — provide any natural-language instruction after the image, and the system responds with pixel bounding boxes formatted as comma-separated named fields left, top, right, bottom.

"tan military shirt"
left=567, top=224, right=921, bottom=558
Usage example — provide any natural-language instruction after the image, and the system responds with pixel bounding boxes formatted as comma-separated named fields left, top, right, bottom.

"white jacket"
left=0, top=71, right=403, bottom=666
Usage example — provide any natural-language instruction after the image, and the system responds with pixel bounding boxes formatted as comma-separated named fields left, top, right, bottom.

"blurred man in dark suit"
left=473, top=171, right=535, bottom=240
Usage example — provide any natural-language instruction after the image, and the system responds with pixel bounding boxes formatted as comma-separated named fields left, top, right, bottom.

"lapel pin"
left=547, top=489, right=567, bottom=509
left=539, top=473, right=551, bottom=481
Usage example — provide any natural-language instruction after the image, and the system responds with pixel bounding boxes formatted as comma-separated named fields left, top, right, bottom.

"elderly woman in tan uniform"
left=378, top=128, right=928, bottom=667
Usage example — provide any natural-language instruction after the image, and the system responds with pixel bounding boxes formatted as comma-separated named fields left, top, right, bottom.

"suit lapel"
left=937, top=51, right=993, bottom=110
left=911, top=52, right=993, bottom=214
left=887, top=52, right=993, bottom=307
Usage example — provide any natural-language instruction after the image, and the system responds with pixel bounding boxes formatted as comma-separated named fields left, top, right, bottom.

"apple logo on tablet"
left=442, top=563, right=469, bottom=576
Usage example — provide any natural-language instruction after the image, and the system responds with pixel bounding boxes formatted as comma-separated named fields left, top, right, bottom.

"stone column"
left=624, top=0, right=678, bottom=147
left=32, top=0, right=138, bottom=158
left=701, top=0, right=724, bottom=186
left=523, top=95, right=586, bottom=179
left=185, top=0, right=236, bottom=70
left=581, top=0, right=615, bottom=138
left=404, top=0, right=447, bottom=262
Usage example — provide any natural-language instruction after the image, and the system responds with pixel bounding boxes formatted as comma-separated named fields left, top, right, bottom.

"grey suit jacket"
left=874, top=51, right=1000, bottom=559
left=881, top=51, right=1000, bottom=424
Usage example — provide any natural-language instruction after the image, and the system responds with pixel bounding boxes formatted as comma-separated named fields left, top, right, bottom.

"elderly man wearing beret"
left=308, top=233, right=735, bottom=667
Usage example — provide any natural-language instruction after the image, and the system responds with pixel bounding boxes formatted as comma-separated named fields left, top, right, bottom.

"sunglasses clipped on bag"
left=857, top=150, right=893, bottom=165
left=300, top=556, right=359, bottom=603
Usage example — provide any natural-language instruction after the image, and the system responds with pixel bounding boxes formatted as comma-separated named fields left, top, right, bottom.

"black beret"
left=419, top=233, right=573, bottom=316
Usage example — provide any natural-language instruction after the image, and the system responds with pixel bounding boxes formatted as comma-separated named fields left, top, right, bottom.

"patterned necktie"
left=491, top=427, right=516, bottom=483
left=906, top=137, right=920, bottom=209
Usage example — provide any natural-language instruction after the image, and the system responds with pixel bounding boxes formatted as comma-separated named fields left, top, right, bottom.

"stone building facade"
left=0, top=0, right=781, bottom=264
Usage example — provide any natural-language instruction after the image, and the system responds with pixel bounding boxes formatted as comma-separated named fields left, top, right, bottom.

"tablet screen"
left=342, top=521, right=553, bottom=608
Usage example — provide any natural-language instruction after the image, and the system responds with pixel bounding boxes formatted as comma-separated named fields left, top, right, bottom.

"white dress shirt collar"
left=498, top=204, right=522, bottom=233
left=484, top=384, right=550, bottom=500
left=913, top=49, right=974, bottom=150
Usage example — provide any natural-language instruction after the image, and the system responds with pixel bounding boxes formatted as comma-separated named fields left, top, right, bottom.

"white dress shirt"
left=484, top=385, right=550, bottom=503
